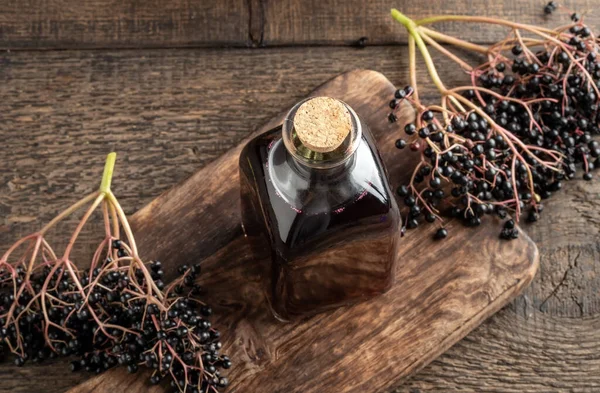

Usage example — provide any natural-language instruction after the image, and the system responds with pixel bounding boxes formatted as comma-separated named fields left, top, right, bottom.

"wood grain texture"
left=2, top=0, right=599, bottom=49
left=63, top=69, right=537, bottom=393
left=0, top=46, right=456, bottom=278
left=261, top=0, right=600, bottom=46
left=0, top=0, right=250, bottom=49
left=0, top=47, right=598, bottom=392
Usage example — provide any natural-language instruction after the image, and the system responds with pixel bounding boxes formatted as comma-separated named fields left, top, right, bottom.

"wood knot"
left=293, top=97, right=352, bottom=153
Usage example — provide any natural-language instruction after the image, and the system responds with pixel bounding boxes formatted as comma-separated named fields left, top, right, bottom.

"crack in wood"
left=539, top=250, right=581, bottom=311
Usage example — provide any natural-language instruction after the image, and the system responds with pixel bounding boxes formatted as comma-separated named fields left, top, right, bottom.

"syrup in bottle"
left=239, top=97, right=400, bottom=320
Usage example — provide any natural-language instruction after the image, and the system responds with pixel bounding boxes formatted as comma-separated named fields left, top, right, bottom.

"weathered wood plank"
left=1, top=0, right=599, bottom=49
left=397, top=177, right=600, bottom=392
left=0, top=45, right=451, bottom=251
left=262, top=0, right=600, bottom=45
left=0, top=47, right=598, bottom=392
left=0, top=0, right=250, bottom=49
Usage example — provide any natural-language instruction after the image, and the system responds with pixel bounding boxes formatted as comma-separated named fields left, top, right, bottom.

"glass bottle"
left=239, top=97, right=400, bottom=320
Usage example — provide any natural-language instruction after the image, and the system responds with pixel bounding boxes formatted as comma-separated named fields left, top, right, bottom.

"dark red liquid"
left=240, top=125, right=400, bottom=320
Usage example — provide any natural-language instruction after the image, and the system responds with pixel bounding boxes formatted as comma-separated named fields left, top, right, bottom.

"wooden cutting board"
left=67, top=70, right=539, bottom=393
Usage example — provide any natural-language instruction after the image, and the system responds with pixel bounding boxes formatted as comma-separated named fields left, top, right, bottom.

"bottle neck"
left=286, top=141, right=358, bottom=183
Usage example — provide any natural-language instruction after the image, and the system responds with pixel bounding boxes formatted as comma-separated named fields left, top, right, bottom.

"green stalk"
left=38, top=153, right=117, bottom=236
left=391, top=9, right=447, bottom=94
left=408, top=35, right=419, bottom=104
left=100, top=152, right=117, bottom=194
left=417, top=26, right=489, bottom=54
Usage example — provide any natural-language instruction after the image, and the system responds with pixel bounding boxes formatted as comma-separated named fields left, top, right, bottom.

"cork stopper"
left=293, top=97, right=352, bottom=153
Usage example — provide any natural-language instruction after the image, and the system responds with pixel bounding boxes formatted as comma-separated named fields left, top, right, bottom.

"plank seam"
left=247, top=0, right=265, bottom=47
left=0, top=41, right=497, bottom=52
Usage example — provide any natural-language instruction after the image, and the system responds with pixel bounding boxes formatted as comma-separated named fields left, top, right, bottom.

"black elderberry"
left=201, top=306, right=213, bottom=317
left=127, top=363, right=138, bottom=374
left=395, top=139, right=407, bottom=149
left=504, top=219, right=515, bottom=230
left=76, top=309, right=89, bottom=321
left=405, top=123, right=417, bottom=135
left=472, top=144, right=485, bottom=156
left=425, top=212, right=436, bottom=223
left=206, top=365, right=217, bottom=375
left=430, top=177, right=442, bottom=188
left=222, top=359, right=232, bottom=369
left=408, top=204, right=421, bottom=217
left=512, top=45, right=523, bottom=56
left=151, top=260, right=162, bottom=270
left=183, top=275, right=195, bottom=287
left=500, top=228, right=519, bottom=240
left=486, top=149, right=497, bottom=160
left=430, top=132, right=443, bottom=142
left=200, top=332, right=211, bottom=343
left=355, top=36, right=368, bottom=48
left=557, top=51, right=569, bottom=64
left=580, top=27, right=591, bottom=38
left=218, top=377, right=229, bottom=388
left=503, top=75, right=515, bottom=85
left=396, top=185, right=409, bottom=197
left=527, top=210, right=540, bottom=222
left=528, top=63, right=540, bottom=74
left=177, top=326, right=189, bottom=337
left=434, top=228, right=448, bottom=240
left=70, top=361, right=80, bottom=372
left=419, top=166, right=432, bottom=177
left=496, top=207, right=508, bottom=219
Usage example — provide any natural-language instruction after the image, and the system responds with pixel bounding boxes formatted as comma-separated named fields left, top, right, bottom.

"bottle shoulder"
left=241, top=127, right=394, bottom=206
left=240, top=126, right=400, bottom=251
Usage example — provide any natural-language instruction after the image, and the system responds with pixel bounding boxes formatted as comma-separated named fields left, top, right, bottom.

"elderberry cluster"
left=389, top=16, right=600, bottom=239
left=0, top=239, right=229, bottom=393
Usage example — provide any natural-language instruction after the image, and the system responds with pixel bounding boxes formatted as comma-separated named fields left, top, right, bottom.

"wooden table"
left=1, top=1, right=599, bottom=392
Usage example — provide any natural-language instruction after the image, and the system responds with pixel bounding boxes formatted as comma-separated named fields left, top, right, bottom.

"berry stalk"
left=0, top=153, right=230, bottom=392
left=388, top=7, right=600, bottom=240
